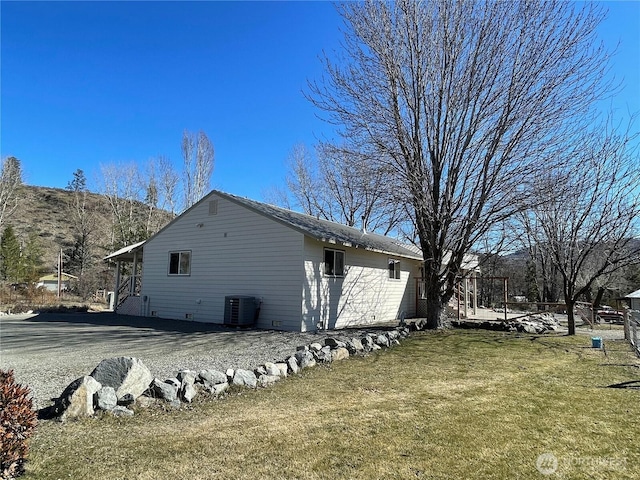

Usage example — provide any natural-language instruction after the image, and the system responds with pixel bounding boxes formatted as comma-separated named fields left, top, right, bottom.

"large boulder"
left=90, top=357, right=153, bottom=401
left=55, top=376, right=102, bottom=421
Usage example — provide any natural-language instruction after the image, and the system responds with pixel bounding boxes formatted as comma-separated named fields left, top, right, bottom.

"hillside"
left=4, top=185, right=172, bottom=290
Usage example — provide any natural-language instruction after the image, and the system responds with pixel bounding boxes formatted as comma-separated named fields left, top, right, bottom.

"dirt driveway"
left=0, top=312, right=334, bottom=409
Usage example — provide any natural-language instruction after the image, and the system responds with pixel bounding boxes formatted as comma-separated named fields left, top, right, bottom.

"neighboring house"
left=106, top=190, right=480, bottom=332
left=36, top=272, right=78, bottom=292
left=625, top=289, right=640, bottom=310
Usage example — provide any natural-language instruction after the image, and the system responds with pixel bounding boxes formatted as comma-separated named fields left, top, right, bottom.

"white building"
left=106, top=191, right=426, bottom=332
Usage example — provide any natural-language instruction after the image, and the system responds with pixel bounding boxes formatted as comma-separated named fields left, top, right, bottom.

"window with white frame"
left=388, top=258, right=401, bottom=280
left=324, top=248, right=345, bottom=277
left=168, top=251, right=191, bottom=276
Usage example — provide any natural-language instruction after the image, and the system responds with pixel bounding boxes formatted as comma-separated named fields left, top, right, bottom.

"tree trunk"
left=423, top=270, right=445, bottom=329
left=566, top=300, right=576, bottom=335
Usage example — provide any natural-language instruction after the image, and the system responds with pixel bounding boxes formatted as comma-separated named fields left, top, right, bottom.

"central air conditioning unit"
left=224, top=296, right=258, bottom=326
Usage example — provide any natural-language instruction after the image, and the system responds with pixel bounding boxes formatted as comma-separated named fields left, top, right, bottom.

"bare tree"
left=99, top=162, right=146, bottom=249
left=156, top=155, right=180, bottom=217
left=516, top=123, right=640, bottom=335
left=308, top=0, right=614, bottom=328
left=281, top=143, right=404, bottom=235
left=182, top=130, right=214, bottom=210
left=0, top=157, right=23, bottom=229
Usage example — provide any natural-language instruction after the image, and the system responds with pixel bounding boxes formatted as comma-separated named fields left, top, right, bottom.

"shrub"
left=0, top=370, right=37, bottom=480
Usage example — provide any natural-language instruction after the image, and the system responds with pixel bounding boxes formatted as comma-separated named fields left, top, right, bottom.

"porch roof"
left=104, top=240, right=145, bottom=262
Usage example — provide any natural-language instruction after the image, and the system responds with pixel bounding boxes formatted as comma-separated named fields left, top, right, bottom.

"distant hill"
left=5, top=185, right=171, bottom=279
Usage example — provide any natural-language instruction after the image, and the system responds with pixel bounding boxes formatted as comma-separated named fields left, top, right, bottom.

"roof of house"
left=216, top=191, right=423, bottom=261
left=104, top=190, right=424, bottom=262
left=625, top=289, right=640, bottom=299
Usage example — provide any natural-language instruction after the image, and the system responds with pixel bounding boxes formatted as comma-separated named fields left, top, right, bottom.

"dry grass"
left=23, top=330, right=640, bottom=479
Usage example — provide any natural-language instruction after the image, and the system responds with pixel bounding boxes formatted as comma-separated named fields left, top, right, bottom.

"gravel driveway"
left=0, top=312, right=366, bottom=410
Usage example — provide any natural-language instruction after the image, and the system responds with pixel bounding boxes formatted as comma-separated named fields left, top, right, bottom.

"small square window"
left=169, top=251, right=191, bottom=275
left=324, top=248, right=345, bottom=277
left=388, top=259, right=401, bottom=280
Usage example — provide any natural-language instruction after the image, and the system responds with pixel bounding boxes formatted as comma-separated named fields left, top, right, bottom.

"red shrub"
left=0, top=370, right=37, bottom=480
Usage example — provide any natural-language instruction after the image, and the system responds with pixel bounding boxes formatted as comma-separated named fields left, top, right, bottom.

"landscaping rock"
left=96, top=386, right=117, bottom=411
left=198, top=370, right=228, bottom=390
left=110, top=406, right=134, bottom=417
left=346, top=338, right=364, bottom=354
left=165, top=377, right=181, bottom=390
left=55, top=375, right=102, bottom=420
left=177, top=370, right=197, bottom=385
left=181, top=383, right=198, bottom=403
left=90, top=357, right=153, bottom=401
left=232, top=369, right=258, bottom=388
left=331, top=347, right=350, bottom=362
left=375, top=334, right=390, bottom=348
left=361, top=335, right=374, bottom=352
left=210, top=382, right=229, bottom=396
left=135, top=396, right=156, bottom=408
left=294, top=350, right=316, bottom=369
left=178, top=369, right=197, bottom=402
left=264, top=362, right=281, bottom=377
left=258, top=374, right=280, bottom=387
left=286, top=355, right=300, bottom=374
left=117, top=393, right=135, bottom=406
left=150, top=378, right=178, bottom=402
left=314, top=345, right=332, bottom=363
left=324, top=338, right=347, bottom=349
left=309, top=342, right=323, bottom=352
left=275, top=363, right=288, bottom=377
left=226, top=368, right=235, bottom=381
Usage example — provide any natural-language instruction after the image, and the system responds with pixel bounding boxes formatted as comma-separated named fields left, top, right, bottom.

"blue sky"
left=2, top=1, right=639, bottom=200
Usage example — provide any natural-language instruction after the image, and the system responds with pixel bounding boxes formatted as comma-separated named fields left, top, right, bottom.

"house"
left=105, top=190, right=476, bottom=332
left=625, top=289, right=640, bottom=311
left=36, top=272, right=78, bottom=292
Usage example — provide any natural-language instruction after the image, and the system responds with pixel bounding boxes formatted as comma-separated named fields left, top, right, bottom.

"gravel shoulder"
left=0, top=312, right=376, bottom=410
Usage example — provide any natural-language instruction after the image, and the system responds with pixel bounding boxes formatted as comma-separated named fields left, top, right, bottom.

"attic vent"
left=209, top=200, right=218, bottom=215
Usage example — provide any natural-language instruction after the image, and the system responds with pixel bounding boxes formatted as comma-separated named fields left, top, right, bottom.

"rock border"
left=41, top=325, right=415, bottom=421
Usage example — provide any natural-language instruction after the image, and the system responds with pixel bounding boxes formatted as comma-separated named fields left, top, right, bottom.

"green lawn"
left=23, top=330, right=640, bottom=479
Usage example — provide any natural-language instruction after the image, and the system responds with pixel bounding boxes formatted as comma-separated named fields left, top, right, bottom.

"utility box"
left=224, top=296, right=258, bottom=326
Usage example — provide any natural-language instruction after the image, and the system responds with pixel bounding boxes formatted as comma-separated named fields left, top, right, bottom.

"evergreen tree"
left=66, top=169, right=87, bottom=192
left=21, top=232, right=44, bottom=283
left=0, top=226, right=21, bottom=283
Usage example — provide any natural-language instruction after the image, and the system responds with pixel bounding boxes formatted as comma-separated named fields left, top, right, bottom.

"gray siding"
left=302, top=237, right=419, bottom=331
left=141, top=193, right=304, bottom=331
